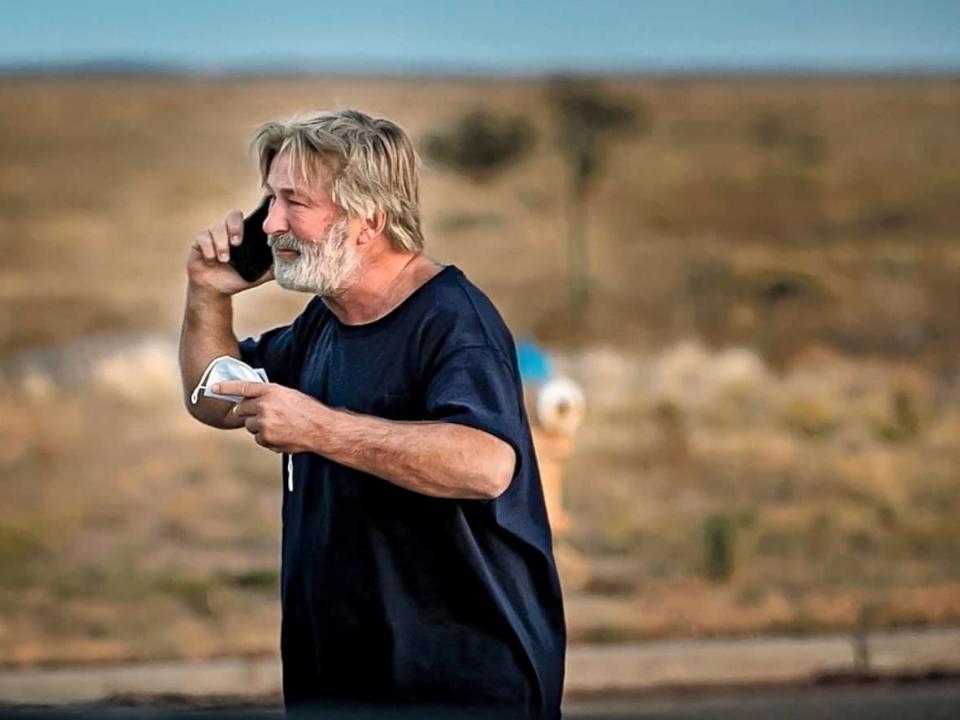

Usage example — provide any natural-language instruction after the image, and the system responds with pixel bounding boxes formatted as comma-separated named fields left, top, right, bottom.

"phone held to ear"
left=229, top=197, right=274, bottom=282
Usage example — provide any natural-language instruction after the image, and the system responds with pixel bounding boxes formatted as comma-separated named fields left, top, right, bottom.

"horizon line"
left=2, top=56, right=960, bottom=79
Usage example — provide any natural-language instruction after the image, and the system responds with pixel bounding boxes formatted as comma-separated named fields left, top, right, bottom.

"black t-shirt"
left=239, top=265, right=565, bottom=719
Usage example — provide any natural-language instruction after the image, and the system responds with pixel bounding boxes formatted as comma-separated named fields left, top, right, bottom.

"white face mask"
left=190, top=355, right=268, bottom=405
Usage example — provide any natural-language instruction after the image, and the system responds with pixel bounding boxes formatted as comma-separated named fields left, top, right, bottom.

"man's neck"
left=322, top=252, right=443, bottom=325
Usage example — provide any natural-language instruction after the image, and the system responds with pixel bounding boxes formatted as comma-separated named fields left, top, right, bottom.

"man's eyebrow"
left=262, top=181, right=301, bottom=194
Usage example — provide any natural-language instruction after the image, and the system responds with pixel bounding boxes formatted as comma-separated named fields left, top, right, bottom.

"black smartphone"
left=229, top=197, right=274, bottom=282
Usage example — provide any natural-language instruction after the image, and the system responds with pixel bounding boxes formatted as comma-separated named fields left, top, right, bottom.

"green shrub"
left=781, top=396, right=841, bottom=438
left=222, top=568, right=279, bottom=592
left=423, top=110, right=535, bottom=183
left=0, top=523, right=47, bottom=586
left=154, top=575, right=215, bottom=618
left=875, top=389, right=922, bottom=442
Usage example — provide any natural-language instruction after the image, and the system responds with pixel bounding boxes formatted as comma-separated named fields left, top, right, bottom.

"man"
left=179, top=109, right=565, bottom=718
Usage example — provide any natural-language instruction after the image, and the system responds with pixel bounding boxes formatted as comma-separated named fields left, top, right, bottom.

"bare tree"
left=548, top=77, right=649, bottom=319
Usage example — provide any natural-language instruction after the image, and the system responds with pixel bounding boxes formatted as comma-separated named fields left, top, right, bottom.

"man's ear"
left=358, top=211, right=388, bottom=245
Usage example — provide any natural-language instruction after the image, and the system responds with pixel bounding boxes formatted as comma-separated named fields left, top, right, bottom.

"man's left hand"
left=213, top=381, right=323, bottom=454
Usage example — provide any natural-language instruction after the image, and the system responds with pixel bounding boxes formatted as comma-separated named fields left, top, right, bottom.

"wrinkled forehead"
left=265, top=149, right=335, bottom=199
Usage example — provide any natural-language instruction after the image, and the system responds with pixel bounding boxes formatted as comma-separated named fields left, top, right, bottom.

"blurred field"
left=1, top=74, right=959, bottom=665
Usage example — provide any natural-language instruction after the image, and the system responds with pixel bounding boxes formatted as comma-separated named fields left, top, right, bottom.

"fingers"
left=193, top=229, right=217, bottom=261
left=244, top=419, right=280, bottom=453
left=193, top=210, right=243, bottom=265
left=225, top=209, right=244, bottom=248
left=233, top=397, right=258, bottom=418
left=209, top=210, right=242, bottom=263
left=253, top=433, right=281, bottom=453
left=213, top=380, right=269, bottom=398
left=234, top=397, right=281, bottom=454
left=238, top=407, right=267, bottom=446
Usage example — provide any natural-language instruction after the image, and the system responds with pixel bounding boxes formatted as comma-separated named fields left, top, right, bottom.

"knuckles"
left=237, top=386, right=306, bottom=454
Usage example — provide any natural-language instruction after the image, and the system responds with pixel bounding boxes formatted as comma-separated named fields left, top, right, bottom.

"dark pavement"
left=2, top=680, right=960, bottom=719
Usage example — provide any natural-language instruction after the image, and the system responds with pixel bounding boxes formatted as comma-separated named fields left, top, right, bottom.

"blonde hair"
left=251, top=108, right=424, bottom=253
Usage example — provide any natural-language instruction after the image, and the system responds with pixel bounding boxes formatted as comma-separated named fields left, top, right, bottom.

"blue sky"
left=2, top=0, right=959, bottom=73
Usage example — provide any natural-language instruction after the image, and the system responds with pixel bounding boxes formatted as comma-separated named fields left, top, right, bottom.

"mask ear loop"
left=190, top=355, right=229, bottom=405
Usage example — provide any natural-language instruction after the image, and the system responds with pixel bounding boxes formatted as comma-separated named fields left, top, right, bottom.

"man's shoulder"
left=415, top=265, right=516, bottom=363
left=420, top=266, right=504, bottom=323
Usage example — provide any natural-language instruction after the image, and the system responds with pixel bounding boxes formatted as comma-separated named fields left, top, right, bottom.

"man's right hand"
left=187, top=209, right=274, bottom=296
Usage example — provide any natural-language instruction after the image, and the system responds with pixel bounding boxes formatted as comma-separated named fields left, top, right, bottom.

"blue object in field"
left=516, top=338, right=553, bottom=385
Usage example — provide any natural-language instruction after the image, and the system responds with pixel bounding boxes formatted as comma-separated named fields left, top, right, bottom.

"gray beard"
left=268, top=218, right=359, bottom=296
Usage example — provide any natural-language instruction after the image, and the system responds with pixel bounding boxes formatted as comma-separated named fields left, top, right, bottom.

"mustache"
left=268, top=233, right=302, bottom=251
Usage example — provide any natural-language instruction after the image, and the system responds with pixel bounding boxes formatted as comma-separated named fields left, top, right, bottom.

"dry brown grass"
left=559, top=342, right=960, bottom=641
left=1, top=74, right=959, bottom=664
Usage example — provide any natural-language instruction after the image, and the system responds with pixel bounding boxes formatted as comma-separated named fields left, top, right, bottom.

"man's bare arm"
left=220, top=380, right=516, bottom=499
left=313, top=408, right=517, bottom=500
left=178, top=284, right=245, bottom=429
left=179, top=208, right=273, bottom=430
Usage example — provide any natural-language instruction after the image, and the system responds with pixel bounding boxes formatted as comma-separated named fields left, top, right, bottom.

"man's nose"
left=263, top=200, right=287, bottom=236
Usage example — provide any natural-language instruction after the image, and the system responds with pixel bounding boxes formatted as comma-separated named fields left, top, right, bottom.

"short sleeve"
left=238, top=299, right=320, bottom=388
left=238, top=326, right=295, bottom=387
left=424, top=345, right=526, bottom=478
